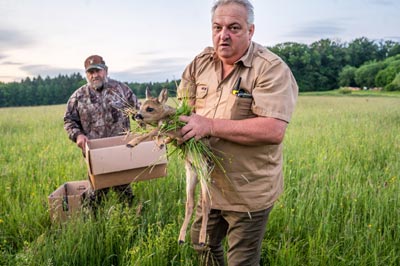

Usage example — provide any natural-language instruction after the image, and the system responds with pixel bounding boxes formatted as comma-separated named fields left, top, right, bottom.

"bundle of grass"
left=125, top=88, right=224, bottom=245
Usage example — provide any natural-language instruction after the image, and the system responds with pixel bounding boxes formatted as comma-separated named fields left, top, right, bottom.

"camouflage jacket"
left=63, top=78, right=139, bottom=142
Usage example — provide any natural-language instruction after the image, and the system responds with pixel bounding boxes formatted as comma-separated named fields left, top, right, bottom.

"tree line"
left=1, top=37, right=399, bottom=107
left=269, top=37, right=400, bottom=91
left=0, top=75, right=178, bottom=108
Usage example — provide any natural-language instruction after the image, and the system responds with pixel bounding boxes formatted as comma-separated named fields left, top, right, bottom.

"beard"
left=87, top=76, right=108, bottom=90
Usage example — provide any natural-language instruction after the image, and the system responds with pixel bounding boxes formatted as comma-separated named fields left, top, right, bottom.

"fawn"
left=127, top=88, right=212, bottom=246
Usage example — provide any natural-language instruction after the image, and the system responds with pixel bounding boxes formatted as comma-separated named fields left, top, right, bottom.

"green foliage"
left=310, top=39, right=348, bottom=90
left=375, top=55, right=400, bottom=90
left=269, top=42, right=317, bottom=91
left=377, top=40, right=400, bottom=58
left=127, top=80, right=178, bottom=99
left=0, top=74, right=85, bottom=107
left=1, top=96, right=400, bottom=265
left=0, top=75, right=177, bottom=108
left=337, top=87, right=352, bottom=94
left=269, top=37, right=400, bottom=92
left=269, top=39, right=348, bottom=92
left=350, top=54, right=400, bottom=90
left=354, top=61, right=386, bottom=88
left=346, top=37, right=380, bottom=67
left=338, top=65, right=357, bottom=87
left=385, top=73, right=400, bottom=91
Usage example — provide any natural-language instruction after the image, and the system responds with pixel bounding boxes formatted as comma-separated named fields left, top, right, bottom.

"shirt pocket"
left=230, top=94, right=255, bottom=120
left=195, top=85, right=208, bottom=112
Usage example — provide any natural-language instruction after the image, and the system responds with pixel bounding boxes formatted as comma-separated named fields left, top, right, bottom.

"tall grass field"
left=1, top=95, right=399, bottom=265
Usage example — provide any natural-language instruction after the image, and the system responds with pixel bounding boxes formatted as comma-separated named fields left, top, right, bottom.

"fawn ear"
left=145, top=87, right=152, bottom=100
left=158, top=88, right=168, bottom=104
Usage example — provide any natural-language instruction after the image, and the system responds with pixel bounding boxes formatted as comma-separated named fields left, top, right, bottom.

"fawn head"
left=134, top=88, right=175, bottom=126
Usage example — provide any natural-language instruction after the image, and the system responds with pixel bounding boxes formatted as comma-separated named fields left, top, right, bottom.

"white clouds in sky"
left=0, top=0, right=399, bottom=83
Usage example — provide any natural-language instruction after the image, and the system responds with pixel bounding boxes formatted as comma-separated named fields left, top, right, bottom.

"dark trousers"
left=191, top=205, right=273, bottom=266
left=88, top=183, right=135, bottom=209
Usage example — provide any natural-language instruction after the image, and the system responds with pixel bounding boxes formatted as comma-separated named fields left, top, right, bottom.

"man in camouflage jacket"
left=64, top=55, right=139, bottom=207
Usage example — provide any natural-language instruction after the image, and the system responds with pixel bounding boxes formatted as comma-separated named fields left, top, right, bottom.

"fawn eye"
left=146, top=107, right=154, bottom=112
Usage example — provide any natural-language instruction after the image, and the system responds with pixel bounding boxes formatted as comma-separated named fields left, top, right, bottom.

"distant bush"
left=338, top=87, right=353, bottom=94
left=375, top=60, right=400, bottom=88
left=355, top=61, right=386, bottom=88
left=339, top=65, right=357, bottom=87
left=384, top=73, right=400, bottom=91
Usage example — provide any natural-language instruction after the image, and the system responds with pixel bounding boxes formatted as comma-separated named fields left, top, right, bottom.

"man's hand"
left=76, top=134, right=88, bottom=152
left=179, top=114, right=214, bottom=142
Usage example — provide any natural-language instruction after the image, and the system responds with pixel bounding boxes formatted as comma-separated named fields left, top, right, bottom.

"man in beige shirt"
left=177, top=0, right=298, bottom=265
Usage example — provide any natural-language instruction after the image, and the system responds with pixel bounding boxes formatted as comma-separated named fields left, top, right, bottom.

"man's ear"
left=248, top=24, right=255, bottom=40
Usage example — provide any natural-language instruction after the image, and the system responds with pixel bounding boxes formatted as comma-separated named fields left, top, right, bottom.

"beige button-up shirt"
left=178, top=42, right=298, bottom=212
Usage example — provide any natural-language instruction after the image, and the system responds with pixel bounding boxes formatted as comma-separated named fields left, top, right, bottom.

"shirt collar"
left=237, top=41, right=254, bottom=68
left=210, top=41, right=254, bottom=68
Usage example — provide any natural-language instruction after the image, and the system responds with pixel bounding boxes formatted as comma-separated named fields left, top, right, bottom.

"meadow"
left=0, top=94, right=399, bottom=265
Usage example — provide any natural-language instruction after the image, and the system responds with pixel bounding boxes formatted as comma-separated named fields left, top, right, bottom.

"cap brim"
left=86, top=64, right=106, bottom=71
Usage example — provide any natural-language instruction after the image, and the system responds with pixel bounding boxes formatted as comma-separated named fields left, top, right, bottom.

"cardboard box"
left=48, top=180, right=90, bottom=223
left=85, top=135, right=168, bottom=190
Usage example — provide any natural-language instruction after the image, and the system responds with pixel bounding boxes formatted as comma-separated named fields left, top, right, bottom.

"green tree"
left=385, top=72, right=400, bottom=91
left=346, top=37, right=379, bottom=67
left=339, top=65, right=357, bottom=87
left=375, top=61, right=400, bottom=88
left=354, top=61, right=386, bottom=88
left=377, top=40, right=400, bottom=58
left=309, top=39, right=348, bottom=90
left=270, top=42, right=314, bottom=91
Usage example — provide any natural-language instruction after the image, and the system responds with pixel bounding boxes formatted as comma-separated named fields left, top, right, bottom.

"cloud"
left=0, top=53, right=22, bottom=66
left=19, top=64, right=81, bottom=78
left=6, top=56, right=188, bottom=83
left=1, top=61, right=22, bottom=65
left=112, top=57, right=189, bottom=83
left=0, top=28, right=35, bottom=49
left=285, top=20, right=345, bottom=39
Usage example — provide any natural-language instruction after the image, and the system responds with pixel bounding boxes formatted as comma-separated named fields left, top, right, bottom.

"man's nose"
left=220, top=28, right=230, bottom=40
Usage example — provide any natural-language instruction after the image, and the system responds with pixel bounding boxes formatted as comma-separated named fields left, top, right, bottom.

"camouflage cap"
left=84, top=55, right=107, bottom=71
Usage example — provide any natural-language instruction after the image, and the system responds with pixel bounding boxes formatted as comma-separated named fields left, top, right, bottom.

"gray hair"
left=211, top=0, right=254, bottom=25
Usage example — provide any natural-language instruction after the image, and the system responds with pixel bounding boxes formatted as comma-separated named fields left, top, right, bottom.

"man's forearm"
left=211, top=117, right=287, bottom=146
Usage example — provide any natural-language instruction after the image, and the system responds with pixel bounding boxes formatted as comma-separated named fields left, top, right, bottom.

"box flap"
left=86, top=135, right=127, bottom=149
left=87, top=136, right=167, bottom=175
left=48, top=180, right=90, bottom=223
left=48, top=180, right=90, bottom=198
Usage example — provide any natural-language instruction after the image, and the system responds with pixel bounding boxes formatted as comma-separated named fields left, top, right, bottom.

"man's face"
left=212, top=3, right=254, bottom=64
left=86, top=68, right=107, bottom=90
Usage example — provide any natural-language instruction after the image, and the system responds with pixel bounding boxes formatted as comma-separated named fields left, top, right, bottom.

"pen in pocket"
left=231, top=77, right=252, bottom=98
left=232, top=77, right=242, bottom=95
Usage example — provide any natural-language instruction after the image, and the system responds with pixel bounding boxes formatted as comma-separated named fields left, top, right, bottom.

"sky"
left=1, top=0, right=399, bottom=83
